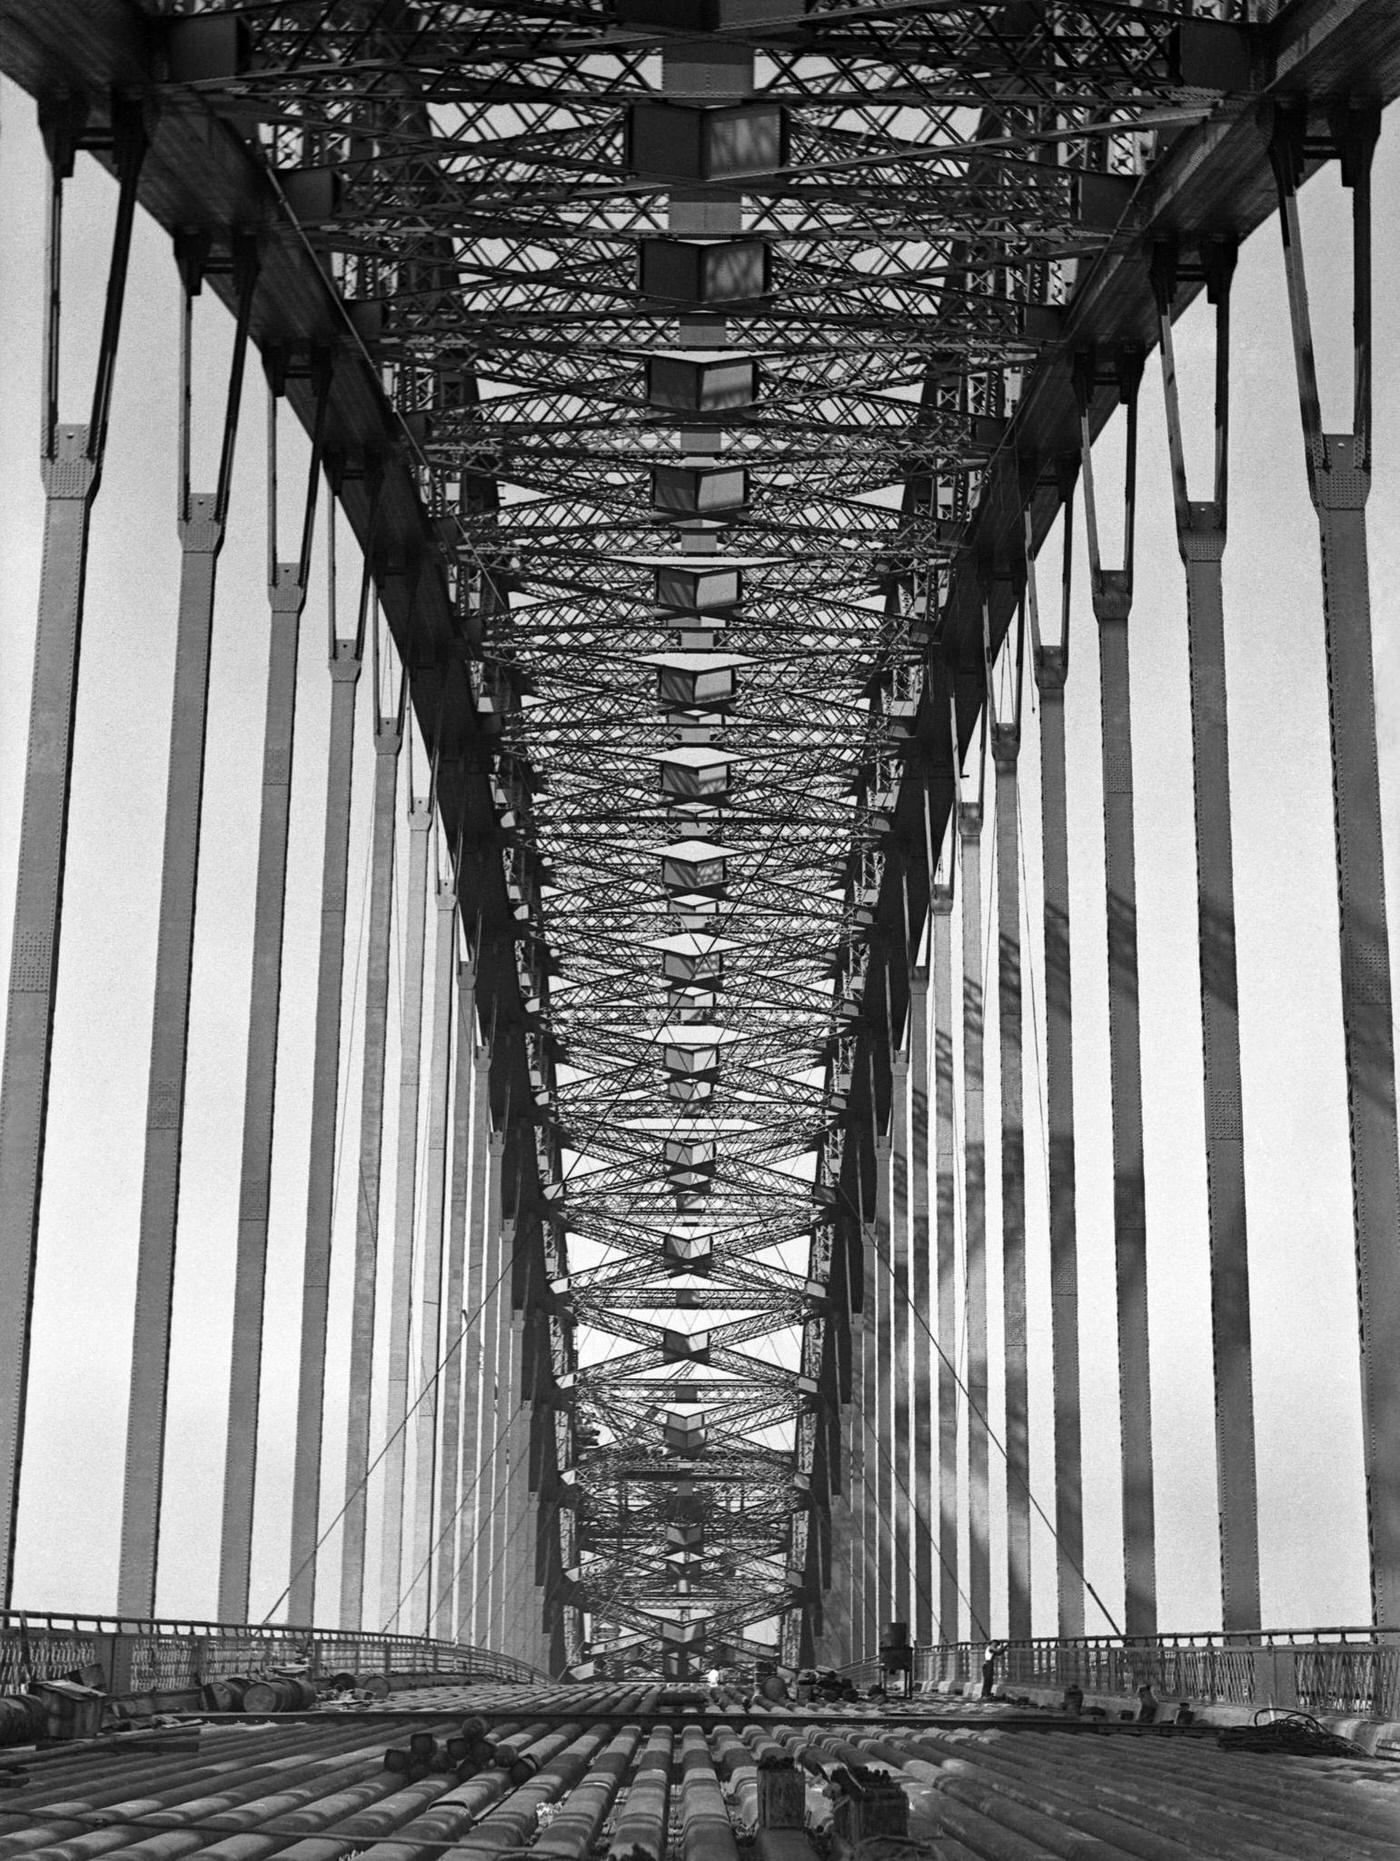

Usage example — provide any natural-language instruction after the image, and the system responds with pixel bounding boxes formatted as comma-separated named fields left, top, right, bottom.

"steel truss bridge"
left=1, top=0, right=1399, bottom=1715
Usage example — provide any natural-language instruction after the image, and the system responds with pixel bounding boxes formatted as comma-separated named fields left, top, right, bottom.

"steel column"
left=380, top=795, right=432, bottom=1630
left=339, top=700, right=401, bottom=1629
left=1155, top=241, right=1261, bottom=1635
left=287, top=631, right=362, bottom=1625
left=219, top=555, right=310, bottom=1623
left=486, top=1225, right=517, bottom=1648
left=503, top=1310, right=530, bottom=1653
left=859, top=1210, right=880, bottom=1657
left=123, top=235, right=258, bottom=1620
left=477, top=1135, right=508, bottom=1643
left=457, top=1089, right=497, bottom=1643
left=1081, top=353, right=1157, bottom=1638
left=3, top=105, right=143, bottom=1609
left=931, top=884, right=959, bottom=1643
left=1031, top=578, right=1085, bottom=1639
left=994, top=726, right=1031, bottom=1642
left=1273, top=110, right=1400, bottom=1626
left=890, top=1053, right=913, bottom=1633
left=434, top=959, right=476, bottom=1640
left=959, top=806, right=990, bottom=1641
left=408, top=871, right=456, bottom=1633
left=873, top=1128, right=895, bottom=1633
left=908, top=965, right=934, bottom=1644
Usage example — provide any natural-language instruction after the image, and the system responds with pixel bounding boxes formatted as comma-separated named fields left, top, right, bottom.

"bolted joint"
left=41, top=424, right=97, bottom=499
left=1034, top=643, right=1067, bottom=694
left=329, top=645, right=363, bottom=683
left=1091, top=566, right=1133, bottom=624
left=37, top=91, right=90, bottom=179
left=1313, top=433, right=1371, bottom=512
left=178, top=490, right=224, bottom=554
left=1178, top=501, right=1225, bottom=564
left=956, top=799, right=982, bottom=839
left=1151, top=234, right=1238, bottom=314
left=991, top=721, right=1020, bottom=768
left=1325, top=101, right=1381, bottom=192
left=1148, top=236, right=1179, bottom=317
left=1073, top=342, right=1142, bottom=415
left=269, top=561, right=307, bottom=611
left=174, top=228, right=212, bottom=300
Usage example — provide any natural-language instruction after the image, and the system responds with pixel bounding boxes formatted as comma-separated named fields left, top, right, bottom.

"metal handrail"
left=0, top=1609, right=553, bottom=1695
left=852, top=1629, right=1400, bottom=1722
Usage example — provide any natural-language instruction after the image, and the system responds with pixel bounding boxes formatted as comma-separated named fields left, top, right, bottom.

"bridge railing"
left=0, top=1610, right=549, bottom=1698
left=880, top=1630, right=1400, bottom=1721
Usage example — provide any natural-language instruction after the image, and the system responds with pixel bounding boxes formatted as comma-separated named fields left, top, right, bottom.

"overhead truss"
left=142, top=0, right=1256, bottom=1672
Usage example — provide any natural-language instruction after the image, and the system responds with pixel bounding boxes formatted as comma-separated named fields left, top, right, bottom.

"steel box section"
left=662, top=1330, right=712, bottom=1363
left=665, top=1228, right=714, bottom=1273
left=659, top=839, right=729, bottom=891
left=659, top=663, right=737, bottom=707
left=659, top=748, right=734, bottom=799
left=628, top=102, right=787, bottom=181
left=647, top=354, right=759, bottom=413
left=652, top=463, right=749, bottom=516
left=655, top=563, right=743, bottom=611
left=640, top=238, right=771, bottom=305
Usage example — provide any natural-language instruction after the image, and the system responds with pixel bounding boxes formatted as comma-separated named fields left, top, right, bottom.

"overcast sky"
left=2, top=75, right=1398, bottom=1641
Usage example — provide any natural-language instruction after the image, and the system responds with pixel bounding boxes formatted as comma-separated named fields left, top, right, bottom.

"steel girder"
left=17, top=0, right=1373, bottom=1667
left=117, top=0, right=1264, bottom=1672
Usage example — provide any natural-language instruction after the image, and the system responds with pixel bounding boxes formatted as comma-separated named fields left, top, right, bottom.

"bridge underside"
left=1, top=0, right=1400, bottom=1682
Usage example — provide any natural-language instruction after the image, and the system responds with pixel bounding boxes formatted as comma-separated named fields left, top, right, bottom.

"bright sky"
left=1, top=73, right=1398, bottom=1640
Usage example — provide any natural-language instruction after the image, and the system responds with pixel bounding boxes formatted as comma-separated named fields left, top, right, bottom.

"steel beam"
left=409, top=874, right=456, bottom=1634
left=932, top=884, right=959, bottom=1646
left=288, top=633, right=361, bottom=1624
left=1155, top=242, right=1261, bottom=1636
left=1081, top=357, right=1157, bottom=1640
left=434, top=958, right=476, bottom=1641
left=1273, top=112, right=1400, bottom=1627
left=890, top=1053, right=912, bottom=1635
left=218, top=554, right=307, bottom=1623
left=340, top=706, right=401, bottom=1630
left=908, top=965, right=934, bottom=1645
left=380, top=795, right=432, bottom=1631
left=1033, top=622, right=1086, bottom=1640
left=4, top=102, right=142, bottom=1610
left=959, top=806, right=990, bottom=1642
left=995, top=727, right=1031, bottom=1643
left=873, top=1129, right=894, bottom=1635
left=459, top=1117, right=501, bottom=1643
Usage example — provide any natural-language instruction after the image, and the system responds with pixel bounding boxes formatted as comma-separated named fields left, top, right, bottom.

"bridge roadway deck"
left=0, top=1682, right=1397, bottom=1858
